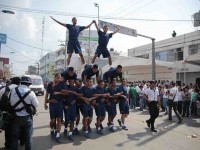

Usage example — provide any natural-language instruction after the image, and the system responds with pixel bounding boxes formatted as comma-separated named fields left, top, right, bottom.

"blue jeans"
left=11, top=116, right=33, bottom=150
left=163, top=98, right=169, bottom=113
left=183, top=101, right=190, bottom=117
left=139, top=98, right=145, bottom=111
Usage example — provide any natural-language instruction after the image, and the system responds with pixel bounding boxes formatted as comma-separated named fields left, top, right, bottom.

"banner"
left=99, top=20, right=137, bottom=37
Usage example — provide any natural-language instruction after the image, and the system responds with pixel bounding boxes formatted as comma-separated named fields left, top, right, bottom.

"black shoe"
left=73, top=128, right=80, bottom=135
left=117, top=119, right=122, bottom=127
left=178, top=118, right=183, bottom=124
left=20, top=141, right=25, bottom=146
left=56, top=137, right=62, bottom=143
left=146, top=120, right=150, bottom=128
left=68, top=135, right=74, bottom=141
left=97, top=129, right=104, bottom=135
left=50, top=130, right=55, bottom=138
left=151, top=129, right=157, bottom=132
left=88, top=126, right=92, bottom=133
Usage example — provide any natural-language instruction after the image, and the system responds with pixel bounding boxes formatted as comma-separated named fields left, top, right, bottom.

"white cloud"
left=20, top=14, right=38, bottom=39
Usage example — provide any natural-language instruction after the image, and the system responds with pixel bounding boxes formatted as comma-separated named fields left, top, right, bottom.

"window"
left=155, top=48, right=183, bottom=62
left=136, top=54, right=149, bottom=59
left=189, top=44, right=199, bottom=55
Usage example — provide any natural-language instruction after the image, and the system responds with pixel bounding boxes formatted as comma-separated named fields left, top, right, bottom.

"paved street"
left=0, top=95, right=200, bottom=150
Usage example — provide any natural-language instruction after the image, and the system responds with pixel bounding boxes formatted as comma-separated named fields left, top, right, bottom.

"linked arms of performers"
left=85, top=20, right=96, bottom=29
left=61, top=89, right=82, bottom=97
left=44, top=90, right=61, bottom=110
left=80, top=96, right=98, bottom=105
left=50, top=16, right=67, bottom=27
left=109, top=92, right=122, bottom=99
left=93, top=93, right=110, bottom=98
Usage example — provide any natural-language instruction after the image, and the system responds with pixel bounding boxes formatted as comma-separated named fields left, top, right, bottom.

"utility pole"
left=41, top=17, right=46, bottom=78
left=137, top=33, right=156, bottom=80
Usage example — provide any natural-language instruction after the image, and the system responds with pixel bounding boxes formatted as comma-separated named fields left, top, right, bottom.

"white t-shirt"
left=163, top=89, right=169, bottom=99
left=177, top=91, right=184, bottom=101
left=145, top=88, right=159, bottom=101
left=138, top=88, right=145, bottom=98
left=169, top=87, right=177, bottom=100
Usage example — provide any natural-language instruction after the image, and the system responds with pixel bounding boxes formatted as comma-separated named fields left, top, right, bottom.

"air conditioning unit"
left=193, top=11, right=200, bottom=27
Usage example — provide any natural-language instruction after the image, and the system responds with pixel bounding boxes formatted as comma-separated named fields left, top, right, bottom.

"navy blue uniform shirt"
left=66, top=24, right=85, bottom=41
left=98, top=30, right=112, bottom=47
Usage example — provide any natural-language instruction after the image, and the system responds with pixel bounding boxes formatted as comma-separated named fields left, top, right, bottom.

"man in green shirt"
left=129, top=84, right=137, bottom=109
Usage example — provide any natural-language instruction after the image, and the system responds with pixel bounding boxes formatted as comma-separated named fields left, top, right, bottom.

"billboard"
left=0, top=33, right=7, bottom=44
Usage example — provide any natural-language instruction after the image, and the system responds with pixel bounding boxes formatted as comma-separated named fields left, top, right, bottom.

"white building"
left=128, top=30, right=200, bottom=84
left=39, top=51, right=56, bottom=81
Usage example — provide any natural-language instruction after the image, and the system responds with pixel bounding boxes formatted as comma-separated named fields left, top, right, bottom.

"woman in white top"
left=163, top=85, right=169, bottom=115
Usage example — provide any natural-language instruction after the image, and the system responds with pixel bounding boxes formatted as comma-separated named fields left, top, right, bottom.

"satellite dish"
left=2, top=10, right=15, bottom=14
left=193, top=11, right=200, bottom=27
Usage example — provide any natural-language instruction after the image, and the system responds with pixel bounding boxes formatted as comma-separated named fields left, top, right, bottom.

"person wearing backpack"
left=0, top=77, right=21, bottom=149
left=9, top=76, right=39, bottom=150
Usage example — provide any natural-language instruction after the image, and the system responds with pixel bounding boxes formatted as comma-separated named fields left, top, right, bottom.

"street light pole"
left=94, top=3, right=99, bottom=25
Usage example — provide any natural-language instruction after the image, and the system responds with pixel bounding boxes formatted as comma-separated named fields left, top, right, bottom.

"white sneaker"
left=113, top=126, right=117, bottom=130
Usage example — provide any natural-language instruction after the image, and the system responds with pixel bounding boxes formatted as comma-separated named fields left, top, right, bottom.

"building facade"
left=27, top=65, right=37, bottom=75
left=128, top=30, right=200, bottom=84
left=39, top=51, right=55, bottom=81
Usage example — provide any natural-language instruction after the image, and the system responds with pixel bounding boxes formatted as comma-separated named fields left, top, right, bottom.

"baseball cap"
left=20, top=76, right=32, bottom=84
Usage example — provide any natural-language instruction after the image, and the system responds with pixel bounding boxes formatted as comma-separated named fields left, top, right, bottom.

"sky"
left=0, top=0, right=199, bottom=76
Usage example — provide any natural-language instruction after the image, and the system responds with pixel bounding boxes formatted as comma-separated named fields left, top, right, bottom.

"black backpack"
left=0, top=86, right=11, bottom=111
left=14, top=88, right=36, bottom=116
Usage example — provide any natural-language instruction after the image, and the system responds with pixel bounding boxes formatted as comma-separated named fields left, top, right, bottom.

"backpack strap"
left=13, top=87, right=31, bottom=112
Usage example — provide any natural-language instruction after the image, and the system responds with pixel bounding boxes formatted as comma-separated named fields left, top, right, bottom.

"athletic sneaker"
left=109, top=127, right=115, bottom=132
left=97, top=130, right=103, bottom=135
left=84, top=132, right=90, bottom=138
left=113, top=126, right=117, bottom=130
left=117, top=119, right=122, bottom=127
left=73, top=128, right=80, bottom=135
left=68, top=135, right=74, bottom=141
left=122, top=125, right=128, bottom=130
left=55, top=137, right=62, bottom=143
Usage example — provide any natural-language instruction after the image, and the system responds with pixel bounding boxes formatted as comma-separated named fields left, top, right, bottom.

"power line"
left=0, top=4, right=193, bottom=22
left=5, top=45, right=37, bottom=61
left=111, top=0, right=145, bottom=16
left=7, top=37, right=52, bottom=52
left=122, top=0, right=156, bottom=17
left=108, top=0, right=140, bottom=16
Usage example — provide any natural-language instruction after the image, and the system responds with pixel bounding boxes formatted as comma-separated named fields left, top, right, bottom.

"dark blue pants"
left=183, top=101, right=190, bottom=117
left=11, top=116, right=33, bottom=150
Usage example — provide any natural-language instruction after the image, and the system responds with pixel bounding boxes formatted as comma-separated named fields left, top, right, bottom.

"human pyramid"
left=45, top=16, right=131, bottom=143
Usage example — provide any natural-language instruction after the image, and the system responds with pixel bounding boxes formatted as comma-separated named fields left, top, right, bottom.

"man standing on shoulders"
left=145, top=80, right=160, bottom=132
left=50, top=16, right=95, bottom=66
left=10, top=76, right=39, bottom=150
